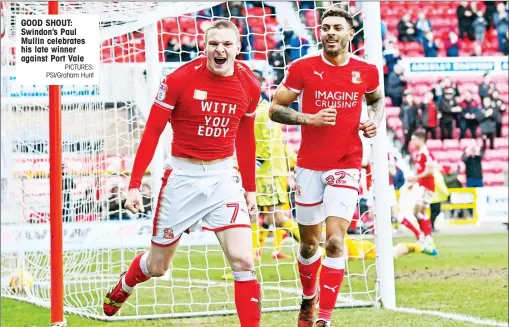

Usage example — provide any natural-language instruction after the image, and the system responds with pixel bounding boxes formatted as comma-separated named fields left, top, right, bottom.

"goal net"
left=1, top=1, right=394, bottom=321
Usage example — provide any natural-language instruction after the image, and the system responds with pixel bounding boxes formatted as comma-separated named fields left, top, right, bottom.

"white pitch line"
left=391, top=307, right=508, bottom=327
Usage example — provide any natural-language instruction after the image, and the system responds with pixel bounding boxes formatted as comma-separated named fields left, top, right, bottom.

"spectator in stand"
left=351, top=5, right=364, bottom=50
left=382, top=40, right=401, bottom=74
left=227, top=1, right=243, bottom=16
left=503, top=31, right=509, bottom=55
left=478, top=73, right=492, bottom=101
left=462, top=143, right=485, bottom=188
left=484, top=0, right=498, bottom=29
left=487, top=81, right=497, bottom=97
left=444, top=31, right=462, bottom=57
left=180, top=35, right=198, bottom=61
left=165, top=37, right=181, bottom=62
left=139, top=183, right=153, bottom=218
left=108, top=186, right=129, bottom=221
left=268, top=48, right=286, bottom=85
left=283, top=31, right=310, bottom=62
left=471, top=43, right=484, bottom=56
left=472, top=10, right=488, bottom=43
left=431, top=78, right=448, bottom=103
left=491, top=90, right=507, bottom=137
left=477, top=97, right=498, bottom=149
left=399, top=92, right=420, bottom=153
left=415, top=12, right=432, bottom=42
left=493, top=2, right=509, bottom=52
left=420, top=91, right=438, bottom=139
left=438, top=88, right=462, bottom=140
left=459, top=91, right=480, bottom=139
left=75, top=188, right=101, bottom=221
left=457, top=2, right=475, bottom=40
left=386, top=64, right=407, bottom=106
left=422, top=31, right=440, bottom=57
left=253, top=70, right=269, bottom=101
left=397, top=13, right=417, bottom=42
left=298, top=1, right=315, bottom=10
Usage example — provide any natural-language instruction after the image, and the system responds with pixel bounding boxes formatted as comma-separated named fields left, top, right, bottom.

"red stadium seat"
left=427, top=139, right=443, bottom=151
left=459, top=138, right=480, bottom=149
left=387, top=117, right=402, bottom=129
left=443, top=139, right=460, bottom=150
left=386, top=106, right=399, bottom=118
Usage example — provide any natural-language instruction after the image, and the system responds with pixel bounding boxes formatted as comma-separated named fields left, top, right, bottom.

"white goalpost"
left=0, top=1, right=395, bottom=323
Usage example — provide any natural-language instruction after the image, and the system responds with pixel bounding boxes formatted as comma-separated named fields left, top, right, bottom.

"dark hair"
left=205, top=19, right=240, bottom=41
left=412, top=130, right=427, bottom=142
left=320, top=7, right=354, bottom=29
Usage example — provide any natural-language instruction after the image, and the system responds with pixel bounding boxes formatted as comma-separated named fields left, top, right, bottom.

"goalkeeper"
left=252, top=97, right=301, bottom=260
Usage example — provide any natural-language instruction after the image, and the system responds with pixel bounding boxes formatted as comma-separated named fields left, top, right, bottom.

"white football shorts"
left=151, top=157, right=250, bottom=247
left=412, top=184, right=434, bottom=208
left=294, top=167, right=361, bottom=225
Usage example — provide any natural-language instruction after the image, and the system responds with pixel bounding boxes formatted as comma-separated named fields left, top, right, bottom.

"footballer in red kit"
left=103, top=20, right=262, bottom=327
left=403, top=130, right=436, bottom=246
left=268, top=7, right=385, bottom=327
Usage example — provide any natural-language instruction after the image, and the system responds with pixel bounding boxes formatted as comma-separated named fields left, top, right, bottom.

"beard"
left=321, top=38, right=349, bottom=56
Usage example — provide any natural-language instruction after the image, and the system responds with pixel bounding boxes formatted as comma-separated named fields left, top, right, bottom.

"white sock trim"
left=233, top=271, right=257, bottom=282
left=140, top=252, right=151, bottom=277
left=322, top=256, right=345, bottom=270
left=121, top=275, right=134, bottom=293
left=297, top=248, right=321, bottom=265
left=302, top=290, right=317, bottom=300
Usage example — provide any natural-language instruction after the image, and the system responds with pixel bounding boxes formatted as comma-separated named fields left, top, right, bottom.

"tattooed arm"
left=268, top=84, right=306, bottom=125
left=269, top=84, right=336, bottom=126
left=364, top=87, right=385, bottom=127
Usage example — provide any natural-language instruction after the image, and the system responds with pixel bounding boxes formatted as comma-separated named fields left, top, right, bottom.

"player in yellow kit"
left=254, top=98, right=300, bottom=260
left=345, top=233, right=437, bottom=261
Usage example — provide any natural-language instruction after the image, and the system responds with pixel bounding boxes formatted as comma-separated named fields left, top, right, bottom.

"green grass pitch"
left=1, top=233, right=507, bottom=327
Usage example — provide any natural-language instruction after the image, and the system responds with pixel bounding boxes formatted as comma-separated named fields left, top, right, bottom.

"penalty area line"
left=390, top=307, right=507, bottom=326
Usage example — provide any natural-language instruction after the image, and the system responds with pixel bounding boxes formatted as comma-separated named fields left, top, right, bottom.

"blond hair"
left=205, top=19, right=240, bottom=42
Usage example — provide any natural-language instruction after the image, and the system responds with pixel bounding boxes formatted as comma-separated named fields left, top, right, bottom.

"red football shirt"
left=129, top=57, right=260, bottom=191
left=283, top=51, right=380, bottom=171
left=414, top=146, right=435, bottom=191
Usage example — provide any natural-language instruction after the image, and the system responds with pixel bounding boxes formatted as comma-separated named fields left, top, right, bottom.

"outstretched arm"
left=365, top=87, right=385, bottom=127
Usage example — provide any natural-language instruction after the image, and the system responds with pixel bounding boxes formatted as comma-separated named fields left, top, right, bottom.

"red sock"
left=318, top=258, right=345, bottom=322
left=400, top=217, right=421, bottom=240
left=417, top=217, right=432, bottom=236
left=234, top=276, right=261, bottom=327
left=297, top=251, right=322, bottom=298
left=124, top=253, right=151, bottom=287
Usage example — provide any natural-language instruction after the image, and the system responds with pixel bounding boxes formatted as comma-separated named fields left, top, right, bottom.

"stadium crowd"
left=56, top=1, right=508, bottom=226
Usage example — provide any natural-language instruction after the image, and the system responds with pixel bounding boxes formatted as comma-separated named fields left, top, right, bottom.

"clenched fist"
left=124, top=188, right=144, bottom=214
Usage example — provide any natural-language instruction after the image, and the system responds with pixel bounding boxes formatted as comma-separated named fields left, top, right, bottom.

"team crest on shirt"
left=193, top=89, right=207, bottom=100
left=157, top=84, right=168, bottom=101
left=163, top=228, right=174, bottom=240
left=351, top=71, right=362, bottom=84
left=295, top=184, right=302, bottom=196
